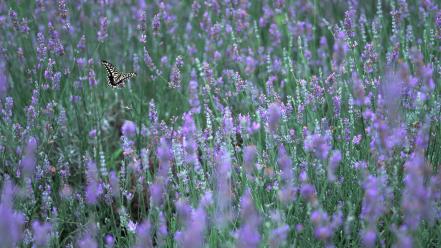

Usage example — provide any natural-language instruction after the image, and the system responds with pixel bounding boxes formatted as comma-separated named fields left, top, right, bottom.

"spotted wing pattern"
left=101, top=60, right=136, bottom=87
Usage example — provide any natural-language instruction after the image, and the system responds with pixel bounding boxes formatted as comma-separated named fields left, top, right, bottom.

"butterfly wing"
left=101, top=60, right=121, bottom=87
left=115, top=72, right=137, bottom=86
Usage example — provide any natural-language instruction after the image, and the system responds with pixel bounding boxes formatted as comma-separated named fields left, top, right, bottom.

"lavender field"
left=1, top=0, right=441, bottom=247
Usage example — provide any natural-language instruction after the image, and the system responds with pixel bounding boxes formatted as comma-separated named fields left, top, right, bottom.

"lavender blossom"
left=77, top=232, right=98, bottom=248
left=97, top=17, right=108, bottom=42
left=277, top=145, right=293, bottom=183
left=215, top=148, right=233, bottom=228
left=85, top=159, right=102, bottom=205
left=361, top=43, right=378, bottom=73
left=243, top=145, right=258, bottom=179
left=332, top=31, right=349, bottom=72
left=269, top=224, right=289, bottom=248
left=121, top=120, right=137, bottom=138
left=32, top=221, right=52, bottom=247
left=402, top=152, right=432, bottom=229
left=169, top=56, right=183, bottom=88
left=360, top=172, right=392, bottom=246
left=21, top=137, right=37, bottom=177
left=0, top=59, right=8, bottom=98
left=77, top=35, right=86, bottom=51
left=328, top=150, right=342, bottom=182
left=0, top=180, right=25, bottom=248
left=175, top=205, right=207, bottom=248
left=182, top=113, right=198, bottom=165
left=150, top=137, right=172, bottom=206
left=267, top=102, right=282, bottom=133
left=235, top=188, right=261, bottom=248
left=310, top=208, right=342, bottom=245
left=135, top=220, right=153, bottom=248
left=304, top=132, right=331, bottom=160
left=108, top=171, right=120, bottom=198
left=344, top=8, right=356, bottom=38
left=188, top=70, right=200, bottom=114
left=157, top=211, right=168, bottom=246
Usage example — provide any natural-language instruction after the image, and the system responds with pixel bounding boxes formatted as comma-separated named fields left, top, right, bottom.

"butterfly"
left=101, top=60, right=136, bottom=88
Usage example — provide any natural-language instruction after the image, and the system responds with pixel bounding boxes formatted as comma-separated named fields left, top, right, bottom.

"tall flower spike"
left=97, top=17, right=108, bottom=42
left=85, top=159, right=102, bottom=205
left=175, top=204, right=207, bottom=248
left=267, top=102, right=282, bottom=133
left=243, top=145, right=257, bottom=179
left=236, top=188, right=261, bottom=248
left=0, top=180, right=25, bottom=248
left=32, top=221, right=52, bottom=247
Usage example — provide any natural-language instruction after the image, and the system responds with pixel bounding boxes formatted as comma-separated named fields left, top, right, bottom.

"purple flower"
left=392, top=225, right=412, bottom=248
left=21, top=136, right=38, bottom=178
left=77, top=35, right=86, bottom=50
left=97, top=17, right=108, bottom=42
left=328, top=150, right=342, bottom=182
left=269, top=23, right=281, bottom=45
left=304, top=132, right=331, bottom=160
left=135, top=220, right=153, bottom=248
left=169, top=56, right=183, bottom=89
left=243, top=145, right=257, bottom=179
left=300, top=183, right=317, bottom=205
left=236, top=188, right=261, bottom=248
left=143, top=47, right=155, bottom=69
left=9, top=9, right=19, bottom=30
left=267, top=103, right=282, bottom=133
left=76, top=57, right=87, bottom=69
left=157, top=212, right=168, bottom=246
left=222, top=107, right=234, bottom=136
left=245, top=56, right=257, bottom=73
left=57, top=0, right=68, bottom=20
left=120, top=121, right=136, bottom=156
left=88, top=69, right=97, bottom=86
left=361, top=229, right=377, bottom=248
left=215, top=148, right=233, bottom=228
left=269, top=224, right=289, bottom=248
left=85, top=159, right=102, bottom=205
left=344, top=8, right=356, bottom=38
left=121, top=120, right=137, bottom=138
left=402, top=152, right=432, bottom=229
left=108, top=171, right=120, bottom=198
left=32, top=221, right=52, bottom=247
left=1, top=96, right=14, bottom=124
left=351, top=72, right=369, bottom=106
left=188, top=70, right=200, bottom=114
left=0, top=180, right=25, bottom=247
left=150, top=137, right=172, bottom=206
left=136, top=10, right=147, bottom=43
left=47, top=22, right=64, bottom=55
left=152, top=13, right=161, bottom=35
left=88, top=129, right=97, bottom=138
left=157, top=137, right=172, bottom=169
left=77, top=232, right=98, bottom=248
left=182, top=113, right=199, bottom=165
left=278, top=145, right=293, bottom=183
left=105, top=234, right=114, bottom=248
left=175, top=205, right=207, bottom=248
left=332, top=31, right=349, bottom=72
left=360, top=172, right=392, bottom=245
left=310, top=208, right=342, bottom=245
left=361, top=43, right=378, bottom=73
left=361, top=174, right=389, bottom=225
left=0, top=59, right=8, bottom=98
left=149, top=182, right=163, bottom=206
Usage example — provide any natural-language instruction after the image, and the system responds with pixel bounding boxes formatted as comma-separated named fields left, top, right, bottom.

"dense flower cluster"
left=0, top=0, right=440, bottom=247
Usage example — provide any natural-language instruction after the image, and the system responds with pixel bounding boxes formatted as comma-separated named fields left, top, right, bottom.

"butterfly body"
left=101, top=60, right=136, bottom=88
